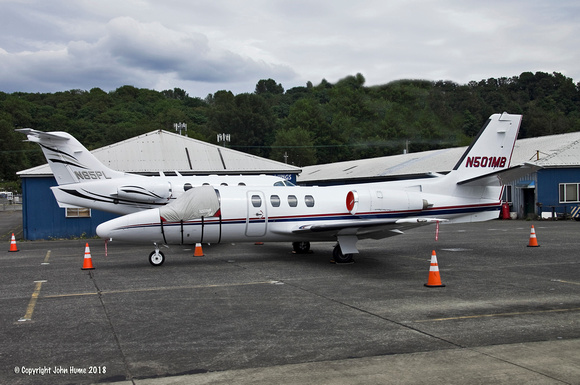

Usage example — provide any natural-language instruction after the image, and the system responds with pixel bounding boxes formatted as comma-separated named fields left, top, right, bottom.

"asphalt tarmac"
left=1, top=213, right=579, bottom=384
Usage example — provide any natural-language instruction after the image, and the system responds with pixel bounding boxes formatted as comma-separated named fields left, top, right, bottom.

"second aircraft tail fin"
left=17, top=129, right=125, bottom=185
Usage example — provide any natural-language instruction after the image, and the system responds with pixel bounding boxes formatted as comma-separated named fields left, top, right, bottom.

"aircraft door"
left=246, top=191, right=267, bottom=237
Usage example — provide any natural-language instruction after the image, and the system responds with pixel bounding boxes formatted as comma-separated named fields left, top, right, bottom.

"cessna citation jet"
left=17, top=129, right=292, bottom=215
left=96, top=112, right=539, bottom=266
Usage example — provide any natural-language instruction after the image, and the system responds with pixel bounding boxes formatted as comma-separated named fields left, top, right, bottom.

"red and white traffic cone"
left=424, top=250, right=445, bottom=287
left=8, top=233, right=19, bottom=252
left=81, top=243, right=95, bottom=270
left=527, top=225, right=540, bottom=247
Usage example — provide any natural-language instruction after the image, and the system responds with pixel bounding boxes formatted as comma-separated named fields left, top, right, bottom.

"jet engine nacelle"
left=346, top=189, right=429, bottom=214
left=116, top=182, right=172, bottom=203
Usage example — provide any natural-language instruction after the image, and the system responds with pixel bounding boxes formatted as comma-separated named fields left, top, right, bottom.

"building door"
left=523, top=188, right=536, bottom=218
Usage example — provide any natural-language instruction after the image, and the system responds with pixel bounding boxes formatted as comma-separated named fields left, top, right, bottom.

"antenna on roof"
left=217, top=133, right=231, bottom=147
left=174, top=122, right=187, bottom=136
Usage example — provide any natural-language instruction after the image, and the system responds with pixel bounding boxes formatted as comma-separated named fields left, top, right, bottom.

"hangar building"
left=298, top=132, right=580, bottom=219
left=17, top=130, right=301, bottom=240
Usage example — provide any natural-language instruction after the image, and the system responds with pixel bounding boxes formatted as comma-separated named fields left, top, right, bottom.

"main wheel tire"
left=149, top=250, right=165, bottom=266
left=292, top=241, right=310, bottom=254
left=333, top=245, right=353, bottom=263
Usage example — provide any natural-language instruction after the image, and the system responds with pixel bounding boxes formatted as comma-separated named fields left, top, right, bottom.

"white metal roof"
left=19, top=130, right=301, bottom=177
left=298, top=131, right=580, bottom=183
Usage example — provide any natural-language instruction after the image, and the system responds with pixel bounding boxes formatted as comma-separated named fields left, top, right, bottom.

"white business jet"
left=18, top=129, right=292, bottom=215
left=96, top=113, right=538, bottom=266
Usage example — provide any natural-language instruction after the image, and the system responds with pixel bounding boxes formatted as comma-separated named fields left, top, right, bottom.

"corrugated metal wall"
left=537, top=168, right=580, bottom=217
left=22, top=177, right=118, bottom=240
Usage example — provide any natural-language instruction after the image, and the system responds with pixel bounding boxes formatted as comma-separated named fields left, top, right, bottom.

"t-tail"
left=447, top=112, right=522, bottom=187
left=17, top=129, right=126, bottom=185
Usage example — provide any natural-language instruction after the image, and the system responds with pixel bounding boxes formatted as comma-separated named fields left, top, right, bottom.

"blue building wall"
left=22, top=177, right=118, bottom=240
left=537, top=168, right=580, bottom=216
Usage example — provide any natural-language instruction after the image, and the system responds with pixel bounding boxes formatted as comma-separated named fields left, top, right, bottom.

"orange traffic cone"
left=527, top=225, right=540, bottom=247
left=194, top=243, right=204, bottom=257
left=424, top=250, right=445, bottom=287
left=81, top=243, right=95, bottom=270
left=8, top=233, right=19, bottom=252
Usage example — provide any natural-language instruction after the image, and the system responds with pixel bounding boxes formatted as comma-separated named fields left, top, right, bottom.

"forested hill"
left=1, top=71, right=579, bottom=185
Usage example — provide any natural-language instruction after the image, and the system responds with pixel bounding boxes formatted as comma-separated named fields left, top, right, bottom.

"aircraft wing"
left=291, top=217, right=446, bottom=240
left=457, top=163, right=541, bottom=186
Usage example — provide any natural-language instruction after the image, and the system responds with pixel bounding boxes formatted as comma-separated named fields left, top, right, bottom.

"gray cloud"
left=0, top=0, right=578, bottom=97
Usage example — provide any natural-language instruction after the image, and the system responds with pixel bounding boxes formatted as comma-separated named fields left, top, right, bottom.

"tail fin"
left=450, top=112, right=522, bottom=184
left=17, top=129, right=125, bottom=185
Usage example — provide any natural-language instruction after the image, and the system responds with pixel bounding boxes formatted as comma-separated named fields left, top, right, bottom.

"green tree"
left=271, top=126, right=317, bottom=166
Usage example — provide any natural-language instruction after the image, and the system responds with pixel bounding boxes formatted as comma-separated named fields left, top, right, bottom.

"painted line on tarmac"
left=41, top=250, right=51, bottom=265
left=42, top=280, right=280, bottom=299
left=551, top=279, right=580, bottom=286
left=18, top=280, right=47, bottom=322
left=414, top=307, right=580, bottom=323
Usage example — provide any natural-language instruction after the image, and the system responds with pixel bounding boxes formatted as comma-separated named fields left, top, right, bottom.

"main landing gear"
left=292, top=241, right=354, bottom=263
left=332, top=244, right=354, bottom=264
left=149, top=244, right=165, bottom=266
left=292, top=241, right=310, bottom=254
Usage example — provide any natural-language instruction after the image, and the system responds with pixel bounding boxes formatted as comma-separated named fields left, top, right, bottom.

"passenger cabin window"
left=251, top=195, right=262, bottom=207
left=288, top=195, right=298, bottom=207
left=270, top=195, right=281, bottom=207
left=238, top=182, right=246, bottom=186
left=220, top=183, right=228, bottom=186
left=304, top=195, right=315, bottom=207
left=184, top=183, right=193, bottom=191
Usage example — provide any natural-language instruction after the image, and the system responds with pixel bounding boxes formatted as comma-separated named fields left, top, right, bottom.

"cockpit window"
left=274, top=180, right=296, bottom=186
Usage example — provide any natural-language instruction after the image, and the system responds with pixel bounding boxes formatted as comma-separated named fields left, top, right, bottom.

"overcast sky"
left=1, top=0, right=578, bottom=98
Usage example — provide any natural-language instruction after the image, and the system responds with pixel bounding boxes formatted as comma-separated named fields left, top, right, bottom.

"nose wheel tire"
left=149, top=250, right=165, bottom=266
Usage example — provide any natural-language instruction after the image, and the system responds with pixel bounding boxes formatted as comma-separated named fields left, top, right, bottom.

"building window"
left=502, top=185, right=512, bottom=203
left=270, top=195, right=281, bottom=207
left=559, top=183, right=580, bottom=203
left=288, top=195, right=298, bottom=207
left=304, top=195, right=315, bottom=207
left=66, top=208, right=91, bottom=218
left=251, top=195, right=262, bottom=207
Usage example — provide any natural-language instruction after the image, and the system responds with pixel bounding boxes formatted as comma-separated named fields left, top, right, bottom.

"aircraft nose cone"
left=96, top=219, right=117, bottom=239
left=96, top=209, right=162, bottom=242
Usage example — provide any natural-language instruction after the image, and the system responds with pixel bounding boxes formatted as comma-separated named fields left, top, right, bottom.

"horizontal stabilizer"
left=457, top=163, right=541, bottom=186
left=16, top=128, right=71, bottom=142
